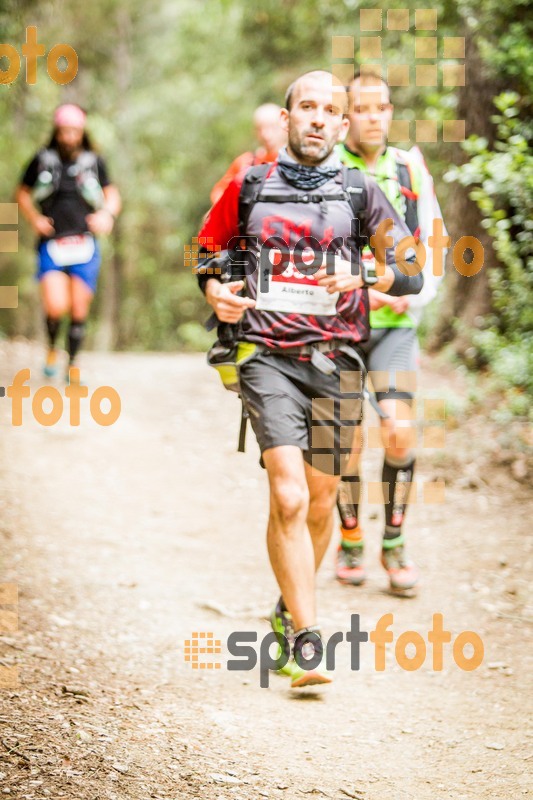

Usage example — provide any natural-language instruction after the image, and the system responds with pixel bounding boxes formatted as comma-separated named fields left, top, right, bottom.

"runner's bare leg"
left=263, top=445, right=314, bottom=631
left=305, top=461, right=340, bottom=569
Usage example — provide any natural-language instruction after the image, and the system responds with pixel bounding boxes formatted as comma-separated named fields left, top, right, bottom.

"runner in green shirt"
left=335, top=70, right=447, bottom=593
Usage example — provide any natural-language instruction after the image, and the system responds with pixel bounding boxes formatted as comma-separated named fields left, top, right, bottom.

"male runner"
left=336, top=71, right=447, bottom=592
left=210, top=103, right=287, bottom=205
left=197, top=70, right=424, bottom=687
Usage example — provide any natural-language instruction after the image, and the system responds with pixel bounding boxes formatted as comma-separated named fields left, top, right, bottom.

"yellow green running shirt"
left=337, top=143, right=423, bottom=329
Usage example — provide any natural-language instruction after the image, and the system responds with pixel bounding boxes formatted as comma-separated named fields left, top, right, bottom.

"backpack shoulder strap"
left=35, top=149, right=62, bottom=197
left=76, top=150, right=99, bottom=171
left=238, top=162, right=272, bottom=234
left=38, top=148, right=61, bottom=172
left=341, top=165, right=367, bottom=243
left=341, top=165, right=367, bottom=218
left=394, top=152, right=419, bottom=235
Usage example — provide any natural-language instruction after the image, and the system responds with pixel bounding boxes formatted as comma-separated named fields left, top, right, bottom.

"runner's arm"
left=196, top=177, right=243, bottom=293
left=15, top=184, right=55, bottom=237
left=364, top=176, right=424, bottom=297
left=196, top=177, right=255, bottom=322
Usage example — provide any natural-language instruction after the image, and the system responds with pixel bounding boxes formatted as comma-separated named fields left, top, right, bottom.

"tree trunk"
left=428, top=30, right=504, bottom=355
left=94, top=5, right=132, bottom=351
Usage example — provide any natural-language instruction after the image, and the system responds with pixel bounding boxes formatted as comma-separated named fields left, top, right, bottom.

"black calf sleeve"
left=67, top=319, right=86, bottom=364
left=337, top=475, right=361, bottom=530
left=45, top=316, right=61, bottom=348
left=382, top=453, right=416, bottom=539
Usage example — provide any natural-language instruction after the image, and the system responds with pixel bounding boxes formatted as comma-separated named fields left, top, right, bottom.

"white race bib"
left=255, top=259, right=339, bottom=316
left=46, top=234, right=95, bottom=267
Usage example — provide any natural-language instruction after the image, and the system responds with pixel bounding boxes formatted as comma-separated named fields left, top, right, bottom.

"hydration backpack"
left=394, top=154, right=419, bottom=237
left=238, top=162, right=368, bottom=237
left=33, top=148, right=104, bottom=210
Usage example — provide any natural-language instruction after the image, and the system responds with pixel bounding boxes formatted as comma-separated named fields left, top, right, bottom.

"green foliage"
left=446, top=92, right=533, bottom=413
left=457, top=0, right=533, bottom=92
left=0, top=0, right=530, bottom=372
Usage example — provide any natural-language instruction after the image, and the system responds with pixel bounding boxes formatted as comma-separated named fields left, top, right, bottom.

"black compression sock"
left=67, top=319, right=86, bottom=364
left=382, top=453, right=416, bottom=540
left=337, top=474, right=361, bottom=531
left=46, top=316, right=61, bottom=348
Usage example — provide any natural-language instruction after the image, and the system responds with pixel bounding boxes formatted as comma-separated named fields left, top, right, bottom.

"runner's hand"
left=86, top=209, right=114, bottom=236
left=32, top=215, right=55, bottom=237
left=315, top=257, right=363, bottom=294
left=206, top=280, right=256, bottom=323
left=387, top=296, right=411, bottom=314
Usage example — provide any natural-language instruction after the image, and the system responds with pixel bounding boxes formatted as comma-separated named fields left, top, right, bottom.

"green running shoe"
left=381, top=542, right=419, bottom=592
left=270, top=597, right=294, bottom=676
left=289, top=630, right=332, bottom=689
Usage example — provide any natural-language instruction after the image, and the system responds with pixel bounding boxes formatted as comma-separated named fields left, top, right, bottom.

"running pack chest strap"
left=238, top=163, right=368, bottom=240
left=34, top=149, right=103, bottom=209
left=396, top=160, right=419, bottom=236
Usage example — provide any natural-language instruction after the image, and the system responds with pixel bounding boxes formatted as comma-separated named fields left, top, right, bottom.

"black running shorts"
left=238, top=348, right=364, bottom=476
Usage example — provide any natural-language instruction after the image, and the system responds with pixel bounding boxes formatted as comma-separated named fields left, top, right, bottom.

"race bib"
left=46, top=234, right=95, bottom=267
left=255, top=259, right=339, bottom=316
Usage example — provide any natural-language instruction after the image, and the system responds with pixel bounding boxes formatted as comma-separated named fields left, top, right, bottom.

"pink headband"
left=53, top=104, right=86, bottom=129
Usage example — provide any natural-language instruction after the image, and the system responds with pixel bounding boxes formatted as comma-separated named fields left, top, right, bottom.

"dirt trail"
left=0, top=340, right=531, bottom=800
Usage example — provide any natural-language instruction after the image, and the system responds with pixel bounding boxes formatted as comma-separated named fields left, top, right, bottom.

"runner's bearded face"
left=283, top=79, right=349, bottom=166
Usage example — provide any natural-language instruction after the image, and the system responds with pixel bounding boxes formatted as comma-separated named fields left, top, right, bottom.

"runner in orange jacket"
left=210, top=103, right=287, bottom=205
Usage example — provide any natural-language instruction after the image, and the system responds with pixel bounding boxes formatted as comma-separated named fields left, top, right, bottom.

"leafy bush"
left=445, top=92, right=533, bottom=416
